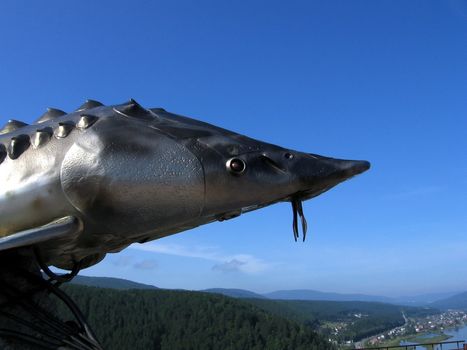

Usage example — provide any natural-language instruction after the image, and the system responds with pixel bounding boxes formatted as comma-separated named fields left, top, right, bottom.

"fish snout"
left=286, top=155, right=369, bottom=241
left=288, top=153, right=370, bottom=199
left=332, top=159, right=371, bottom=178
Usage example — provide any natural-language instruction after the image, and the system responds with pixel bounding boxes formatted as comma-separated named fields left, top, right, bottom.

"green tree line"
left=56, top=285, right=336, bottom=350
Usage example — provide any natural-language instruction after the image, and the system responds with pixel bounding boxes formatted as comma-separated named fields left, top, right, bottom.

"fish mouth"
left=289, top=159, right=370, bottom=242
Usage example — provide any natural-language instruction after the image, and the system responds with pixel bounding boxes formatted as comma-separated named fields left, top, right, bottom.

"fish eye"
left=285, top=152, right=294, bottom=160
left=226, top=158, right=246, bottom=175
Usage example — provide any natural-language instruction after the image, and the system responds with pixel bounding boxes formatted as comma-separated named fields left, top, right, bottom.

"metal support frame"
left=0, top=250, right=103, bottom=350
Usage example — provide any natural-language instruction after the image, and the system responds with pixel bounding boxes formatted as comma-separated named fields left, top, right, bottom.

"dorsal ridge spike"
left=8, top=119, right=28, bottom=125
left=32, top=127, right=53, bottom=149
left=8, top=134, right=30, bottom=159
left=35, top=108, right=67, bottom=124
left=76, top=99, right=104, bottom=112
left=47, top=107, right=66, bottom=115
left=113, top=99, right=154, bottom=121
left=77, top=115, right=98, bottom=130
left=0, top=120, right=29, bottom=135
left=55, top=122, right=74, bottom=138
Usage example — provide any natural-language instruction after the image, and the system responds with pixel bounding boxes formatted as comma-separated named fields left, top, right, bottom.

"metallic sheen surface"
left=35, top=107, right=67, bottom=124
left=0, top=99, right=370, bottom=270
left=0, top=120, right=29, bottom=135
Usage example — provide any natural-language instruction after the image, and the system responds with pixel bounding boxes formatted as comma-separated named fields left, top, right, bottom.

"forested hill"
left=246, top=299, right=437, bottom=342
left=72, top=275, right=158, bottom=290
left=203, top=288, right=266, bottom=299
left=58, top=284, right=335, bottom=350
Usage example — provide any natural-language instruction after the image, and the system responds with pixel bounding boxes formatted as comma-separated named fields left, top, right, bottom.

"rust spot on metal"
left=31, top=197, right=43, bottom=211
left=0, top=228, right=11, bottom=237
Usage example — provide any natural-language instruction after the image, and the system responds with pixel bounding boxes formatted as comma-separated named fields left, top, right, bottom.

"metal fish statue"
left=0, top=99, right=369, bottom=349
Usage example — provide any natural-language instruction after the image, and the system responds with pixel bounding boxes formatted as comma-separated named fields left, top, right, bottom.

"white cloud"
left=130, top=243, right=271, bottom=274
left=133, top=259, right=158, bottom=270
left=212, top=259, right=246, bottom=273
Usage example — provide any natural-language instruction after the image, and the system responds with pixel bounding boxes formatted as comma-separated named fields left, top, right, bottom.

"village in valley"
left=354, top=310, right=467, bottom=348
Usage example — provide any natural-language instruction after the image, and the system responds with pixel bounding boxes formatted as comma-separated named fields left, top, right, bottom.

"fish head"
left=195, top=135, right=370, bottom=220
left=154, top=112, right=370, bottom=231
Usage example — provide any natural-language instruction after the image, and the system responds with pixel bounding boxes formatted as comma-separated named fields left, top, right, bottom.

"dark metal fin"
left=0, top=144, right=6, bottom=164
left=55, top=122, right=74, bottom=138
left=296, top=200, right=308, bottom=242
left=8, top=135, right=30, bottom=159
left=77, top=115, right=98, bottom=130
left=113, top=99, right=154, bottom=120
left=76, top=99, right=104, bottom=112
left=32, top=127, right=53, bottom=149
left=291, top=200, right=299, bottom=242
left=0, top=120, right=28, bottom=135
left=35, top=108, right=66, bottom=124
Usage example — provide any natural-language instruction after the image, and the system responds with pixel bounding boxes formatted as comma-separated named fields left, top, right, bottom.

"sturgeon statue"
left=0, top=99, right=369, bottom=349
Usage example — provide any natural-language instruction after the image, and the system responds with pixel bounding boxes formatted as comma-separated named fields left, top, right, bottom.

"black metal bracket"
left=0, top=249, right=104, bottom=350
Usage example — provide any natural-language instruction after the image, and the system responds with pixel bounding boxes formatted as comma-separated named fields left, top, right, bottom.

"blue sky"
left=0, top=1, right=466, bottom=296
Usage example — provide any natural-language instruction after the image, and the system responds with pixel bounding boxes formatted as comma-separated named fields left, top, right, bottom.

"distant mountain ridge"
left=202, top=288, right=266, bottom=299
left=72, top=275, right=158, bottom=290
left=264, top=289, right=459, bottom=306
left=394, top=292, right=458, bottom=305
left=264, top=289, right=394, bottom=303
left=430, top=292, right=467, bottom=310
left=71, top=275, right=462, bottom=306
